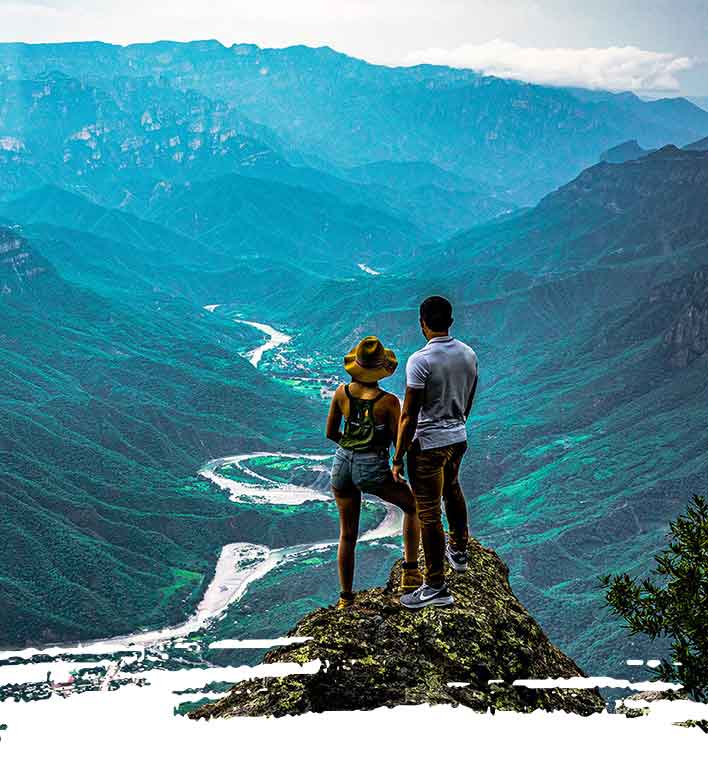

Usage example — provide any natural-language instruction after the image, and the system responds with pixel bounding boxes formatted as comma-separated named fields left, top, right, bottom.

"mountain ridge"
left=3, top=40, right=708, bottom=204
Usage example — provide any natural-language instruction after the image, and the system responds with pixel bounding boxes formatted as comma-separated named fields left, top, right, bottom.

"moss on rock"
left=190, top=538, right=605, bottom=719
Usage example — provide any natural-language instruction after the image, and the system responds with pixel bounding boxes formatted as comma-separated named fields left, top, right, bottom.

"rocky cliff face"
left=662, top=269, right=708, bottom=368
left=189, top=538, right=605, bottom=719
left=0, top=226, right=49, bottom=297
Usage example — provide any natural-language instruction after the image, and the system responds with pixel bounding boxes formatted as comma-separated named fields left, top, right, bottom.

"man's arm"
left=392, top=386, right=424, bottom=482
left=325, top=387, right=343, bottom=444
left=464, top=373, right=478, bottom=420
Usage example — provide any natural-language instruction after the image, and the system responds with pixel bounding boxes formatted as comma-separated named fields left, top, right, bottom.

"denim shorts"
left=330, top=446, right=392, bottom=495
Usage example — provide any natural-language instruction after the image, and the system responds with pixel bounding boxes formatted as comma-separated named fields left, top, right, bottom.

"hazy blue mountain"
left=0, top=185, right=216, bottom=267
left=0, top=71, right=285, bottom=207
left=684, top=136, right=708, bottom=151
left=0, top=187, right=333, bottom=315
left=339, top=160, right=514, bottom=237
left=142, top=172, right=421, bottom=276
left=685, top=95, right=708, bottom=112
left=0, top=68, right=512, bottom=240
left=403, top=145, right=708, bottom=281
left=342, top=160, right=484, bottom=192
left=3, top=41, right=708, bottom=204
left=600, top=140, right=650, bottom=163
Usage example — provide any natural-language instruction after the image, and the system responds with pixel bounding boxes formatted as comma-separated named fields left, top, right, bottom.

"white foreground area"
left=2, top=690, right=708, bottom=759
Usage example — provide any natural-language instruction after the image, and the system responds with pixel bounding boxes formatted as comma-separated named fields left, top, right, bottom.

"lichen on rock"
left=189, top=538, right=605, bottom=719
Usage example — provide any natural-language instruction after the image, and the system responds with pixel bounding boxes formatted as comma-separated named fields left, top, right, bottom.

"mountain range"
left=0, top=41, right=706, bottom=677
left=3, top=40, right=708, bottom=208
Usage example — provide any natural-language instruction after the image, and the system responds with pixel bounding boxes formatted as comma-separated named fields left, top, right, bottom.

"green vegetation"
left=157, top=568, right=205, bottom=608
left=0, top=224, right=328, bottom=647
left=601, top=495, right=708, bottom=701
left=0, top=41, right=706, bottom=682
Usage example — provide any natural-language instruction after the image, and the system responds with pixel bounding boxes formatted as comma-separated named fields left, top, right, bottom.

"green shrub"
left=600, top=494, right=708, bottom=701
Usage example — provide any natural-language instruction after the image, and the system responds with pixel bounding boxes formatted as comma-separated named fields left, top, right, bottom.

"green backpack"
left=339, top=385, right=387, bottom=451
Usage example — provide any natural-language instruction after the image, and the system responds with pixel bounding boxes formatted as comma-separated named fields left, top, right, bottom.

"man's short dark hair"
left=420, top=296, right=453, bottom=331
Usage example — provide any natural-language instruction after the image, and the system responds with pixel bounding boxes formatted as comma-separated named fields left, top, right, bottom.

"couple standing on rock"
left=326, top=296, right=478, bottom=610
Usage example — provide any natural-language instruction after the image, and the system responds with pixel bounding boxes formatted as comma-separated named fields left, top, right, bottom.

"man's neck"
left=427, top=330, right=449, bottom=341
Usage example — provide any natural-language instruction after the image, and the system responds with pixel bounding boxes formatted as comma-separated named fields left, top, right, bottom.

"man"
left=392, top=296, right=478, bottom=609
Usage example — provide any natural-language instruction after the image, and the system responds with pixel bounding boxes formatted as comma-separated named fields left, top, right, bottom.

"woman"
left=326, top=335, right=422, bottom=609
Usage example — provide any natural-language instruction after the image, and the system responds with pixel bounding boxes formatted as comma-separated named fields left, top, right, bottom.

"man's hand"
left=392, top=461, right=406, bottom=483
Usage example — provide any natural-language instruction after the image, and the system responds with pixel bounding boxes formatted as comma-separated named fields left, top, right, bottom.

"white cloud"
left=403, top=39, right=694, bottom=92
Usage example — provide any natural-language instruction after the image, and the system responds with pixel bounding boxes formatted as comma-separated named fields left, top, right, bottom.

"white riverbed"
left=236, top=319, right=292, bottom=367
left=203, top=304, right=292, bottom=366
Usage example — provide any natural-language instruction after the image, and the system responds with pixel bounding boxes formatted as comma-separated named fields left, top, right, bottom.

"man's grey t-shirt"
left=405, top=336, right=478, bottom=450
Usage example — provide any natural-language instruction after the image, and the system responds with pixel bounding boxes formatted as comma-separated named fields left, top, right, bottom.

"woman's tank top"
left=339, top=385, right=391, bottom=452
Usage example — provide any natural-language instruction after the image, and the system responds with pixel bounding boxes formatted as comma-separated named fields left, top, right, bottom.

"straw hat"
left=344, top=336, right=398, bottom=383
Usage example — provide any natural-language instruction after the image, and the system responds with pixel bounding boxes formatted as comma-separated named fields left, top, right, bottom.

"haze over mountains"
left=1, top=41, right=707, bottom=674
left=3, top=40, right=708, bottom=207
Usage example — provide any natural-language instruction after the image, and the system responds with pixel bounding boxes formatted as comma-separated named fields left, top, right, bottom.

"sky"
left=1, top=0, right=707, bottom=96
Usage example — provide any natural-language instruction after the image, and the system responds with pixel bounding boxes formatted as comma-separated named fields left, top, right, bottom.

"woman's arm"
left=386, top=393, right=402, bottom=445
left=325, top=385, right=343, bottom=443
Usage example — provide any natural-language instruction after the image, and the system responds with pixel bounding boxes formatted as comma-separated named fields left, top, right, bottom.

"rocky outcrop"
left=189, top=538, right=605, bottom=719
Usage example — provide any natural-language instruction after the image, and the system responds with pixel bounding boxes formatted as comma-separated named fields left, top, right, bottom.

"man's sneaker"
left=446, top=544, right=468, bottom=572
left=400, top=583, right=454, bottom=610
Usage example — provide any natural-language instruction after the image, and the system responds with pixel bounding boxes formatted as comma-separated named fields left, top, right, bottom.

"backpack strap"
left=345, top=384, right=385, bottom=408
left=371, top=390, right=387, bottom=406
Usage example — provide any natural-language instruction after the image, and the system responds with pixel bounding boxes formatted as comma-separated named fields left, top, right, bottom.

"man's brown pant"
left=407, top=439, right=469, bottom=588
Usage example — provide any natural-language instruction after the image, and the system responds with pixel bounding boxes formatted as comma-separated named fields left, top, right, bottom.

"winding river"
left=1, top=307, right=400, bottom=659
left=170, top=307, right=401, bottom=643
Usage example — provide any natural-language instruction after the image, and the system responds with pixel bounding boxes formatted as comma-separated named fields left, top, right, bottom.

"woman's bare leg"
left=333, top=486, right=362, bottom=594
left=374, top=479, right=420, bottom=563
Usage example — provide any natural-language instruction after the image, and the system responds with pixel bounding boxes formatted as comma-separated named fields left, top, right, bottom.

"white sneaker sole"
left=446, top=548, right=468, bottom=572
left=400, top=594, right=454, bottom=610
